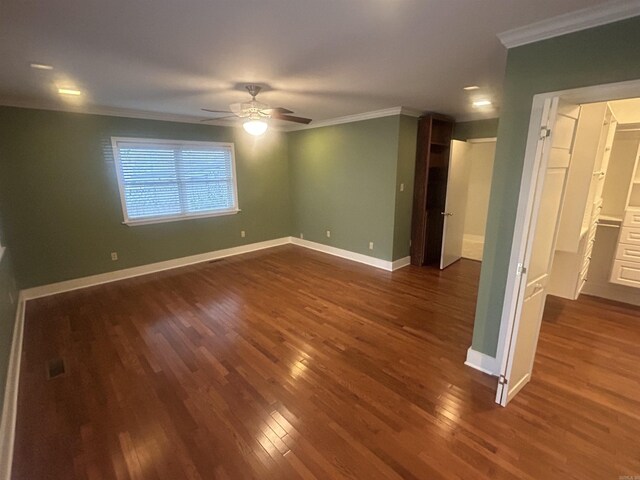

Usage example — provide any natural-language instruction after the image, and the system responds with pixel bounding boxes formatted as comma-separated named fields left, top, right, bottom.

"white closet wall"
left=548, top=103, right=615, bottom=299
left=583, top=130, right=640, bottom=305
left=601, top=132, right=639, bottom=218
left=461, top=141, right=496, bottom=261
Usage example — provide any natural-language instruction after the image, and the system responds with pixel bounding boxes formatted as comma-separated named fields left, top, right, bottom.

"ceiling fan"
left=201, top=84, right=312, bottom=135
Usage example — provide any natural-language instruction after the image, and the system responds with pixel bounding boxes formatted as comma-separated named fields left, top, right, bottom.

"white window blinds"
left=112, top=138, right=239, bottom=225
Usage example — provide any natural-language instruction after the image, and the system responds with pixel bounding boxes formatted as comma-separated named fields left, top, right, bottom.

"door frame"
left=440, top=139, right=469, bottom=269
left=493, top=78, right=640, bottom=405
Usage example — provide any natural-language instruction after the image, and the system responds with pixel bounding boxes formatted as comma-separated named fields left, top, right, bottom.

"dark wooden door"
left=410, top=114, right=454, bottom=266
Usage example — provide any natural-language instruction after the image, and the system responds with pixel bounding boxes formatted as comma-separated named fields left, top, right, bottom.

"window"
left=111, top=137, right=239, bottom=225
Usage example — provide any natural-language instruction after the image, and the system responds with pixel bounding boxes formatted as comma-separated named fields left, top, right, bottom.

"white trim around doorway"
left=492, top=78, right=640, bottom=398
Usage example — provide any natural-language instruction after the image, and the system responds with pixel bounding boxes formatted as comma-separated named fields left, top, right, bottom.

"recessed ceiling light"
left=30, top=63, right=54, bottom=70
left=58, top=87, right=82, bottom=96
left=472, top=99, right=492, bottom=107
left=463, top=85, right=480, bottom=91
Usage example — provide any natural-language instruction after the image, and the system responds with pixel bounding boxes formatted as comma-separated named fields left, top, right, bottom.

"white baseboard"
left=22, top=237, right=291, bottom=300
left=391, top=256, right=411, bottom=271
left=581, top=281, right=640, bottom=307
left=0, top=295, right=26, bottom=480
left=22, top=237, right=411, bottom=301
left=462, top=234, right=484, bottom=262
left=464, top=347, right=499, bottom=376
left=290, top=237, right=409, bottom=272
left=506, top=373, right=530, bottom=401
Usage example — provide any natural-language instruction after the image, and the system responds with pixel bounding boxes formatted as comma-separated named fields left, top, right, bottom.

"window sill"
left=123, top=209, right=241, bottom=227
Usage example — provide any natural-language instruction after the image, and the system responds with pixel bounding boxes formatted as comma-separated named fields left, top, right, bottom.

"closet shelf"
left=598, top=214, right=623, bottom=226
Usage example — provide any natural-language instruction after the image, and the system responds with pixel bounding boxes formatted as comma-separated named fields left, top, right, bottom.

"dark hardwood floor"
left=12, top=245, right=640, bottom=479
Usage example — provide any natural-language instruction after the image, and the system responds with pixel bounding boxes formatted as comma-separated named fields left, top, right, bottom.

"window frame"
left=111, top=136, right=240, bottom=226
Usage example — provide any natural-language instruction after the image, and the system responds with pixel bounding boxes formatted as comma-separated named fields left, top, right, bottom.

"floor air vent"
left=46, top=357, right=66, bottom=379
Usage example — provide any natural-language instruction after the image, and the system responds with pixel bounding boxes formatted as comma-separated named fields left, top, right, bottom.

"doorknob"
left=441, top=212, right=453, bottom=216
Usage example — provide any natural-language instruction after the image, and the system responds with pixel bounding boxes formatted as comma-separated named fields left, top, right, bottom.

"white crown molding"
left=498, top=0, right=640, bottom=48
left=399, top=107, right=422, bottom=118
left=0, top=96, right=222, bottom=126
left=286, top=106, right=422, bottom=132
left=0, top=97, right=422, bottom=132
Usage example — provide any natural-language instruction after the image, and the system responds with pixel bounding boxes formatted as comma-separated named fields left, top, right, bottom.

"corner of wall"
left=453, top=118, right=499, bottom=142
left=391, top=115, right=418, bottom=261
left=282, top=129, right=295, bottom=238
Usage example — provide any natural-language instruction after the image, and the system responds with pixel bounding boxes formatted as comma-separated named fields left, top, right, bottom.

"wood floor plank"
left=11, top=245, right=640, bottom=479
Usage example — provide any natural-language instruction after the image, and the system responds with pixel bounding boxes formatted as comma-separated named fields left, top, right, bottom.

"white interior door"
left=496, top=98, right=580, bottom=405
left=440, top=140, right=470, bottom=269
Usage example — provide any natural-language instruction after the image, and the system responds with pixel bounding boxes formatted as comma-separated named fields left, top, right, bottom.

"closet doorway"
left=493, top=80, right=640, bottom=406
left=441, top=138, right=496, bottom=268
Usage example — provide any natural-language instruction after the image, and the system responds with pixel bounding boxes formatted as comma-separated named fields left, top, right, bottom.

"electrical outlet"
left=241, top=230, right=246, bottom=238
left=300, top=233, right=304, bottom=239
left=400, top=183, right=405, bottom=192
left=326, top=230, right=331, bottom=238
left=111, top=252, right=118, bottom=261
left=369, top=242, right=374, bottom=250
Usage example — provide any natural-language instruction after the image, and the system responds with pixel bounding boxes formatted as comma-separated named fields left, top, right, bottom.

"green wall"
left=453, top=118, right=499, bottom=141
left=0, top=107, right=292, bottom=288
left=288, top=115, right=414, bottom=262
left=392, top=115, right=418, bottom=260
left=0, top=108, right=419, bottom=418
left=472, top=16, right=640, bottom=356
left=0, top=108, right=419, bottom=289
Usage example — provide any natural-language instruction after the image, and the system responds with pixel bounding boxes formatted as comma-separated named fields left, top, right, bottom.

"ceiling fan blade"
left=271, top=113, right=312, bottom=124
left=200, top=115, right=237, bottom=122
left=229, top=103, right=247, bottom=116
left=265, top=107, right=294, bottom=114
left=201, top=108, right=233, bottom=114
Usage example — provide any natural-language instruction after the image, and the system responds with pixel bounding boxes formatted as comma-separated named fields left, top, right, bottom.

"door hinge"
left=540, top=127, right=551, bottom=139
left=498, top=375, right=508, bottom=385
left=516, top=263, right=527, bottom=275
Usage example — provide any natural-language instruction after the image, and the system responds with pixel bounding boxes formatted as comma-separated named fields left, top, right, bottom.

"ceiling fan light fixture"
left=202, top=84, right=310, bottom=130
left=243, top=119, right=268, bottom=136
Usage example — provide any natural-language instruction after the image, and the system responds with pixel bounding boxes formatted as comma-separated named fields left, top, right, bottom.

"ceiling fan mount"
left=232, top=85, right=269, bottom=120
left=201, top=84, right=312, bottom=134
left=245, top=84, right=262, bottom=99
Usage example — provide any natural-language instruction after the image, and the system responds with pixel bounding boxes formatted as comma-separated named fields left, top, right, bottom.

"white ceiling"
left=0, top=0, right=613, bottom=125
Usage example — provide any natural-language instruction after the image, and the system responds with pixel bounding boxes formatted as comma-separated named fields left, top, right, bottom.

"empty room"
left=1, top=1, right=640, bottom=479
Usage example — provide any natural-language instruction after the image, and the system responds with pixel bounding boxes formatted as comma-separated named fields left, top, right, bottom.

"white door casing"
left=490, top=79, right=640, bottom=408
left=496, top=98, right=580, bottom=405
